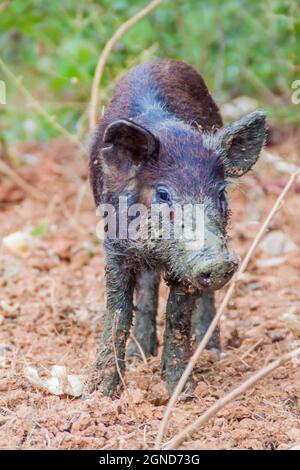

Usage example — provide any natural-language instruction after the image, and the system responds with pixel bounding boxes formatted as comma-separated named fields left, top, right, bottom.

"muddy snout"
left=195, top=253, right=239, bottom=290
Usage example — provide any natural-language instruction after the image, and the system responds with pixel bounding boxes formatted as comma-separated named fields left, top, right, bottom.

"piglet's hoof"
left=89, top=366, right=121, bottom=398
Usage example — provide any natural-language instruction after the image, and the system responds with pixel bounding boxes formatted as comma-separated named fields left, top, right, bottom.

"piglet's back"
left=100, top=59, right=222, bottom=131
left=89, top=59, right=223, bottom=205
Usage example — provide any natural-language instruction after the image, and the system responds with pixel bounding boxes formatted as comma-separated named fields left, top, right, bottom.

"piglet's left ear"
left=216, top=110, right=266, bottom=178
left=103, top=119, right=159, bottom=165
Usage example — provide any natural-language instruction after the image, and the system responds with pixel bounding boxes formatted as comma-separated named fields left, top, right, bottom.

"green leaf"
left=31, top=219, right=49, bottom=238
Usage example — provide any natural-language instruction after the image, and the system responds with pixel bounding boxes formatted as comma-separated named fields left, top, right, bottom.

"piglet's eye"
left=218, top=184, right=228, bottom=215
left=156, top=188, right=172, bottom=204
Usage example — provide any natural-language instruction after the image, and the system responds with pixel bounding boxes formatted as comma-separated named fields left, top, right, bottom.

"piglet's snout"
left=196, top=254, right=239, bottom=289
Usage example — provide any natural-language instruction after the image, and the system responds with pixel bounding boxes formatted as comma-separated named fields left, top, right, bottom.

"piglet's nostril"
left=201, top=271, right=211, bottom=280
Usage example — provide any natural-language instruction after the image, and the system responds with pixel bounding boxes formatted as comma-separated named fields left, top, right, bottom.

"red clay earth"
left=0, top=136, right=299, bottom=450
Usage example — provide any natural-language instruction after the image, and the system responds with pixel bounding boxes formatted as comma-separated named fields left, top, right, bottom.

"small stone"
left=148, top=382, right=169, bottom=406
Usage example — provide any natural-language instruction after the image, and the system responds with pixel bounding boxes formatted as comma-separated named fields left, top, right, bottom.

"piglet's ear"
left=102, top=119, right=159, bottom=165
left=216, top=110, right=266, bottom=178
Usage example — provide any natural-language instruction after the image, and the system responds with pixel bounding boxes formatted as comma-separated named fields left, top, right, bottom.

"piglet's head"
left=101, top=111, right=266, bottom=291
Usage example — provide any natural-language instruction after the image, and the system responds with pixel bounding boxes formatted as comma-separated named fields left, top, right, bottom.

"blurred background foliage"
left=0, top=0, right=299, bottom=144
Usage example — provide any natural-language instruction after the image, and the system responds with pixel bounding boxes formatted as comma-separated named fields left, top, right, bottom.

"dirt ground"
left=0, top=136, right=299, bottom=450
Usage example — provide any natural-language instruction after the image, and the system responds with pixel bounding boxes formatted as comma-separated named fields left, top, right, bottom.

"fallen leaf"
left=24, top=365, right=84, bottom=397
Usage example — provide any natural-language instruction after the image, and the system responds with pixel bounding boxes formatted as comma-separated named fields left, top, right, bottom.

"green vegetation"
left=0, top=0, right=299, bottom=144
left=30, top=218, right=49, bottom=238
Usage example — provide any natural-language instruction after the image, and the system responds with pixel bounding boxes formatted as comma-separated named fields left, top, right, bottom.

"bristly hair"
left=135, top=124, right=226, bottom=200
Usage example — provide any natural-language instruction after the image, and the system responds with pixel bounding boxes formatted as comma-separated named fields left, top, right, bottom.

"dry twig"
left=155, top=166, right=300, bottom=449
left=130, top=333, right=148, bottom=365
left=163, top=346, right=300, bottom=449
left=88, top=0, right=163, bottom=130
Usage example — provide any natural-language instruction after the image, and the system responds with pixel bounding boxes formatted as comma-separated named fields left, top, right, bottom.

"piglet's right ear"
left=102, top=119, right=159, bottom=165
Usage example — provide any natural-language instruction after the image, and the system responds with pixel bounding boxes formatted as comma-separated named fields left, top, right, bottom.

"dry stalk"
left=0, top=58, right=87, bottom=157
left=163, top=346, right=300, bottom=449
left=88, top=0, right=163, bottom=130
left=155, top=166, right=300, bottom=449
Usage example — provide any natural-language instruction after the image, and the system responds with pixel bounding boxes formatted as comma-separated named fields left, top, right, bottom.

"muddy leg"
left=128, top=269, right=160, bottom=358
left=161, top=285, right=196, bottom=395
left=90, top=257, right=134, bottom=397
left=191, top=291, right=220, bottom=358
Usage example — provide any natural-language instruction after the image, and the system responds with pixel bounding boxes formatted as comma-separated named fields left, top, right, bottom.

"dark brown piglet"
left=89, top=59, right=266, bottom=397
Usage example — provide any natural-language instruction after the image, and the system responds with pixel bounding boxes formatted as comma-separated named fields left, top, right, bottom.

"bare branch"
left=88, top=0, right=163, bottom=130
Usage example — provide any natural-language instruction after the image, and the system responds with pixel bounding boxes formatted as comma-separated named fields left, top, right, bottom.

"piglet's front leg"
left=90, top=256, right=134, bottom=397
left=128, top=269, right=160, bottom=359
left=162, top=285, right=197, bottom=396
